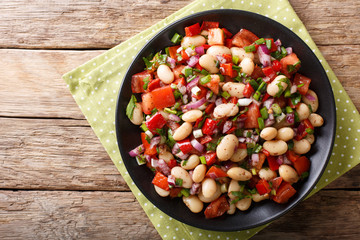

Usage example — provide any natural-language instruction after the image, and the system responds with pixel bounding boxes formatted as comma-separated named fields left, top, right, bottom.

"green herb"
left=297, top=83, right=304, bottom=88
left=187, top=75, right=197, bottom=83
left=135, top=155, right=146, bottom=165
left=221, top=91, right=231, bottom=99
left=257, top=117, right=265, bottom=130
left=245, top=130, right=252, bottom=138
left=244, top=45, right=256, bottom=53
left=232, top=55, right=240, bottom=65
left=151, top=108, right=158, bottom=115
left=290, top=92, right=302, bottom=106
left=232, top=65, right=241, bottom=72
left=301, top=171, right=309, bottom=180
left=173, top=90, right=182, bottom=100
left=217, top=136, right=224, bottom=145
left=257, top=81, right=267, bottom=93
left=143, top=52, right=154, bottom=70
left=175, top=178, right=183, bottom=186
left=181, top=160, right=188, bottom=166
left=142, top=76, right=150, bottom=90
left=140, top=123, right=148, bottom=132
left=294, top=111, right=300, bottom=122
left=164, top=107, right=177, bottom=115
left=180, top=188, right=190, bottom=197
left=215, top=60, right=220, bottom=68
left=253, top=91, right=261, bottom=101
left=308, top=104, right=313, bottom=113
left=198, top=116, right=207, bottom=129
left=288, top=61, right=301, bottom=73
left=166, top=129, right=176, bottom=148
left=247, top=188, right=257, bottom=194
left=280, top=46, right=287, bottom=56
left=232, top=107, right=248, bottom=121
left=288, top=140, right=294, bottom=150
left=253, top=144, right=263, bottom=153
left=249, top=79, right=259, bottom=90
left=266, top=39, right=272, bottom=49
left=284, top=88, right=292, bottom=98
left=306, top=128, right=314, bottom=134
left=206, top=142, right=217, bottom=152
left=145, top=135, right=151, bottom=144
left=260, top=107, right=269, bottom=119
left=271, top=103, right=282, bottom=115
left=165, top=47, right=170, bottom=56
left=156, top=147, right=160, bottom=154
left=200, top=75, right=211, bottom=85
left=156, top=128, right=165, bottom=136
left=126, top=95, right=137, bottom=120
left=171, top=33, right=183, bottom=44
left=271, top=189, right=277, bottom=196
left=255, top=38, right=265, bottom=45
left=271, top=51, right=282, bottom=60
left=184, top=68, right=193, bottom=78
left=235, top=129, right=244, bottom=137
left=218, top=73, right=225, bottom=82
left=200, top=156, right=207, bottom=165
left=173, top=102, right=181, bottom=110
left=285, top=106, right=293, bottom=113
left=200, top=69, right=209, bottom=75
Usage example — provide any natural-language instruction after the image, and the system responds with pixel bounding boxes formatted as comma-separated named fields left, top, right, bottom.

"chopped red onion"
left=274, top=39, right=282, bottom=47
left=187, top=55, right=200, bottom=67
left=145, top=154, right=152, bottom=163
left=185, top=47, right=194, bottom=57
left=182, top=94, right=189, bottom=104
left=243, top=130, right=253, bottom=137
left=172, top=143, right=179, bottom=155
left=207, top=172, right=218, bottom=180
left=252, top=135, right=260, bottom=142
left=258, top=45, right=271, bottom=67
left=251, top=153, right=260, bottom=166
left=168, top=175, right=176, bottom=187
left=276, top=155, right=284, bottom=165
left=169, top=114, right=181, bottom=122
left=215, top=98, right=223, bottom=106
left=297, top=122, right=306, bottom=136
left=216, top=55, right=227, bottom=64
left=268, top=113, right=275, bottom=121
left=286, top=113, right=295, bottom=124
left=263, top=76, right=271, bottom=83
left=246, top=137, right=254, bottom=143
left=150, top=136, right=161, bottom=149
left=250, top=97, right=261, bottom=106
left=190, top=183, right=201, bottom=195
left=286, top=47, right=293, bottom=55
left=176, top=151, right=189, bottom=160
left=283, top=154, right=293, bottom=165
left=290, top=85, right=297, bottom=94
left=181, top=97, right=206, bottom=112
left=158, top=159, right=171, bottom=176
left=151, top=158, right=158, bottom=168
left=186, top=76, right=200, bottom=93
left=167, top=56, right=176, bottom=69
left=238, top=137, right=246, bottom=143
left=305, top=93, right=316, bottom=101
left=190, top=138, right=204, bottom=152
left=222, top=160, right=236, bottom=171
left=178, top=84, right=187, bottom=95
left=265, top=115, right=275, bottom=127
left=206, top=91, right=216, bottom=102
left=195, top=46, right=205, bottom=55
left=263, top=98, right=274, bottom=109
left=129, top=144, right=144, bottom=157
left=222, top=121, right=233, bottom=134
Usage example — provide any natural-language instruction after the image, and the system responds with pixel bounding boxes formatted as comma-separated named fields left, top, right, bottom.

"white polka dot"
left=202, top=3, right=205, bottom=6
left=339, top=90, right=343, bottom=93
left=190, top=232, right=193, bottom=235
left=160, top=215, right=163, bottom=218
left=353, top=146, right=356, bottom=150
left=330, top=161, right=333, bottom=164
left=100, top=129, right=103, bottom=132
left=283, top=17, right=287, bottom=20
left=81, top=69, right=84, bottom=73
left=93, top=118, right=97, bottom=121
left=339, top=163, right=342, bottom=166
left=150, top=213, right=154, bottom=217
left=350, top=155, right=353, bottom=159
left=175, top=228, right=178, bottom=231
left=250, top=2, right=253, bottom=5
left=344, top=145, right=347, bottom=148
left=344, top=109, right=347, bottom=112
left=292, top=18, right=295, bottom=22
left=268, top=5, right=270, bottom=8
left=325, top=179, right=328, bottom=182
left=137, top=192, right=141, bottom=196
left=199, top=233, right=202, bottom=236
left=274, top=16, right=278, bottom=19
left=157, top=224, right=160, bottom=227
left=336, top=171, right=340, bottom=175
left=299, top=29, right=302, bottom=32
left=314, top=186, right=317, bottom=189
left=164, top=235, right=167, bottom=238
left=208, top=235, right=211, bottom=237
left=173, top=237, right=176, bottom=239
left=259, top=4, right=262, bottom=7
left=328, top=170, right=331, bottom=173
left=348, top=164, right=351, bottom=167
left=355, top=138, right=358, bottom=141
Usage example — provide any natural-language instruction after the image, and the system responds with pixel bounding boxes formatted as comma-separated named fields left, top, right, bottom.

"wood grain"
left=0, top=0, right=358, bottom=49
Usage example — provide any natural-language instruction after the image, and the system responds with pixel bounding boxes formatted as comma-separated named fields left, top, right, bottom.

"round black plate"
left=115, top=9, right=336, bottom=231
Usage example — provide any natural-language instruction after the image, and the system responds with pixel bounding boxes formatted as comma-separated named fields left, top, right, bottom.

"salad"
left=126, top=21, right=324, bottom=219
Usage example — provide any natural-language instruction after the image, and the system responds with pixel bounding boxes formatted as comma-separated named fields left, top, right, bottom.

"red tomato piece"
left=286, top=150, right=300, bottom=163
left=208, top=28, right=225, bottom=45
left=168, top=45, right=180, bottom=60
left=231, top=29, right=259, bottom=47
left=222, top=54, right=233, bottom=63
left=280, top=53, right=301, bottom=78
left=147, top=78, right=161, bottom=91
left=251, top=152, right=266, bottom=170
left=185, top=23, right=201, bottom=37
left=251, top=65, right=266, bottom=79
left=220, top=63, right=237, bottom=78
left=293, top=156, right=311, bottom=176
left=205, top=166, right=228, bottom=179
left=267, top=155, right=280, bottom=171
left=222, top=28, right=233, bottom=38
left=204, top=195, right=230, bottom=219
left=262, top=93, right=270, bottom=102
left=200, top=21, right=219, bottom=31
left=256, top=179, right=271, bottom=195
left=177, top=138, right=193, bottom=155
left=194, top=63, right=203, bottom=71
left=167, top=159, right=177, bottom=169
left=243, top=82, right=255, bottom=98
left=205, top=151, right=217, bottom=166
left=262, top=66, right=277, bottom=81
left=238, top=143, right=247, bottom=149
left=293, top=73, right=312, bottom=95
left=145, top=112, right=166, bottom=132
left=264, top=38, right=278, bottom=52
left=131, top=70, right=153, bottom=93
left=166, top=120, right=180, bottom=132
left=272, top=182, right=297, bottom=204
left=271, top=60, right=281, bottom=72
left=152, top=172, right=169, bottom=191
left=180, top=50, right=190, bottom=61
left=202, top=118, right=219, bottom=135
left=204, top=75, right=220, bottom=94
left=225, top=126, right=236, bottom=134
left=225, top=38, right=233, bottom=48
left=261, top=148, right=270, bottom=157
left=141, top=132, right=157, bottom=155
left=199, top=135, right=213, bottom=145
left=151, top=86, right=176, bottom=110
left=269, top=177, right=283, bottom=191
left=173, top=65, right=186, bottom=79
left=169, top=187, right=182, bottom=198
left=193, top=86, right=207, bottom=100
left=244, top=103, right=261, bottom=129
left=205, top=102, right=215, bottom=115
left=141, top=92, right=155, bottom=115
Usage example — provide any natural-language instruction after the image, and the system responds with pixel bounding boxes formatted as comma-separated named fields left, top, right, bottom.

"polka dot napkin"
left=62, top=0, right=360, bottom=239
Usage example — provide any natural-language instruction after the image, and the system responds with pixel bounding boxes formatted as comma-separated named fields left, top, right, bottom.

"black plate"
left=115, top=9, right=336, bottom=231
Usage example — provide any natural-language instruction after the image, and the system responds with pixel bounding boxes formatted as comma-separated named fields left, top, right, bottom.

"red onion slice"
left=187, top=55, right=200, bottom=67
left=181, top=97, right=206, bottom=112
left=186, top=76, right=199, bottom=93
left=290, top=85, right=298, bottom=94
left=257, top=45, right=271, bottom=67
left=274, top=39, right=282, bottom=47
left=286, top=47, right=293, bottom=55
left=151, top=158, right=158, bottom=168
left=172, top=143, right=179, bottom=155
left=150, top=136, right=161, bottom=149
left=190, top=138, right=204, bottom=153
left=222, top=121, right=233, bottom=134
left=263, top=98, right=274, bottom=109
left=175, top=151, right=189, bottom=160
left=167, top=56, right=176, bottom=69
left=169, top=114, right=181, bottom=122
left=129, top=144, right=144, bottom=157
left=190, top=183, right=201, bottom=195
left=158, top=159, right=171, bottom=176
left=195, top=46, right=205, bottom=55
left=286, top=113, right=295, bottom=124
left=168, top=175, right=176, bottom=187
left=305, top=93, right=316, bottom=101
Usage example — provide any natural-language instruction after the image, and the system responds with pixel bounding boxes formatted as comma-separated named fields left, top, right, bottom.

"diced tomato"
left=208, top=28, right=225, bottom=45
left=225, top=126, right=236, bottom=134
left=267, top=155, right=280, bottom=171
left=204, top=195, right=230, bottom=219
left=200, top=21, right=219, bottom=31
left=205, top=102, right=215, bottom=115
left=248, top=175, right=260, bottom=189
left=177, top=138, right=193, bottom=155
left=193, top=86, right=207, bottom=100
left=293, top=156, right=311, bottom=176
left=272, top=60, right=281, bottom=72
left=262, top=66, right=277, bottom=81
left=238, top=143, right=247, bottom=149
left=222, top=28, right=233, bottom=38
left=169, top=187, right=182, bottom=198
left=206, top=166, right=228, bottom=179
left=272, top=182, right=297, bottom=204
left=294, top=119, right=314, bottom=140
left=280, top=53, right=301, bottom=78
left=244, top=103, right=261, bottom=129
left=145, top=112, right=166, bottom=132
left=167, top=159, right=177, bottom=169
left=152, top=172, right=169, bottom=191
left=173, top=65, right=186, bottom=79
left=243, top=82, right=255, bottom=98
left=199, top=135, right=213, bottom=145
left=205, top=75, right=220, bottom=94
left=173, top=77, right=186, bottom=86
left=141, top=92, right=155, bottom=114
left=220, top=63, right=237, bottom=78
left=256, top=179, right=271, bottom=195
left=262, top=93, right=270, bottom=102
left=151, top=86, right=176, bottom=110
left=293, top=73, right=312, bottom=95
left=288, top=97, right=300, bottom=109
left=141, top=132, right=157, bottom=155
left=202, top=118, right=218, bottom=135
left=168, top=45, right=180, bottom=60
left=251, top=65, right=266, bottom=79
left=229, top=96, right=238, bottom=104
left=222, top=54, right=233, bottom=63
left=194, top=116, right=203, bottom=129
left=205, top=151, right=217, bottom=166
left=131, top=70, right=153, bottom=93
left=251, top=152, right=266, bottom=170
left=274, top=95, right=287, bottom=109
left=166, top=120, right=180, bottom=132
left=185, top=23, right=201, bottom=37
left=147, top=78, right=161, bottom=91
left=225, top=38, right=233, bottom=48
left=180, top=50, right=190, bottom=61
left=202, top=44, right=211, bottom=50
left=232, top=29, right=259, bottom=47
left=286, top=150, right=300, bottom=163
left=264, top=38, right=278, bottom=52
left=269, top=177, right=283, bottom=191
left=194, top=63, right=203, bottom=71
left=261, top=148, right=270, bottom=157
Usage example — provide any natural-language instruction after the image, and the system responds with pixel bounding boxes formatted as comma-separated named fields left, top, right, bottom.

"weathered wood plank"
left=0, top=190, right=358, bottom=240
left=0, top=45, right=359, bottom=119
left=0, top=117, right=359, bottom=191
left=0, top=0, right=358, bottom=49
left=0, top=190, right=161, bottom=240
left=0, top=117, right=126, bottom=191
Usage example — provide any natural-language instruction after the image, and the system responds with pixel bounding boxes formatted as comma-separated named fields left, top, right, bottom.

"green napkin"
left=63, top=0, right=360, bottom=239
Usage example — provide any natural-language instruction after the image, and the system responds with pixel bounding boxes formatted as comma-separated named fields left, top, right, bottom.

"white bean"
left=252, top=193, right=269, bottom=202
left=293, top=139, right=311, bottom=155
left=206, top=45, right=231, bottom=57
left=183, top=195, right=203, bottom=213
left=258, top=168, right=277, bottom=181
left=222, top=82, right=246, bottom=98
left=227, top=203, right=236, bottom=215
left=227, top=167, right=252, bottom=181
left=182, top=109, right=203, bottom=123
left=171, top=166, right=193, bottom=188
left=192, top=164, right=206, bottom=183
left=181, top=35, right=206, bottom=48
left=296, top=103, right=311, bottom=121
left=157, top=64, right=174, bottom=84
left=302, top=89, right=319, bottom=112
left=260, top=127, right=278, bottom=140
left=198, top=183, right=221, bottom=203
left=240, top=57, right=255, bottom=76
left=230, top=148, right=248, bottom=163
left=236, top=197, right=252, bottom=211
left=172, top=122, right=192, bottom=141
left=263, top=140, right=288, bottom=156
left=130, top=103, right=143, bottom=125
left=199, top=54, right=219, bottom=73
left=267, top=75, right=288, bottom=97
left=304, top=134, right=315, bottom=144
left=308, top=113, right=324, bottom=127
left=279, top=165, right=299, bottom=183
left=276, top=127, right=294, bottom=142
left=201, top=178, right=217, bottom=198
left=158, top=151, right=174, bottom=164
left=228, top=180, right=241, bottom=199
left=154, top=185, right=170, bottom=197
left=213, top=103, right=239, bottom=119
left=216, top=134, right=238, bottom=161
left=181, top=154, right=200, bottom=170
left=230, top=47, right=254, bottom=61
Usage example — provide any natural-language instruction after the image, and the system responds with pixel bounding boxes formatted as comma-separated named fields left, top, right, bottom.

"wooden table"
left=0, top=0, right=359, bottom=239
